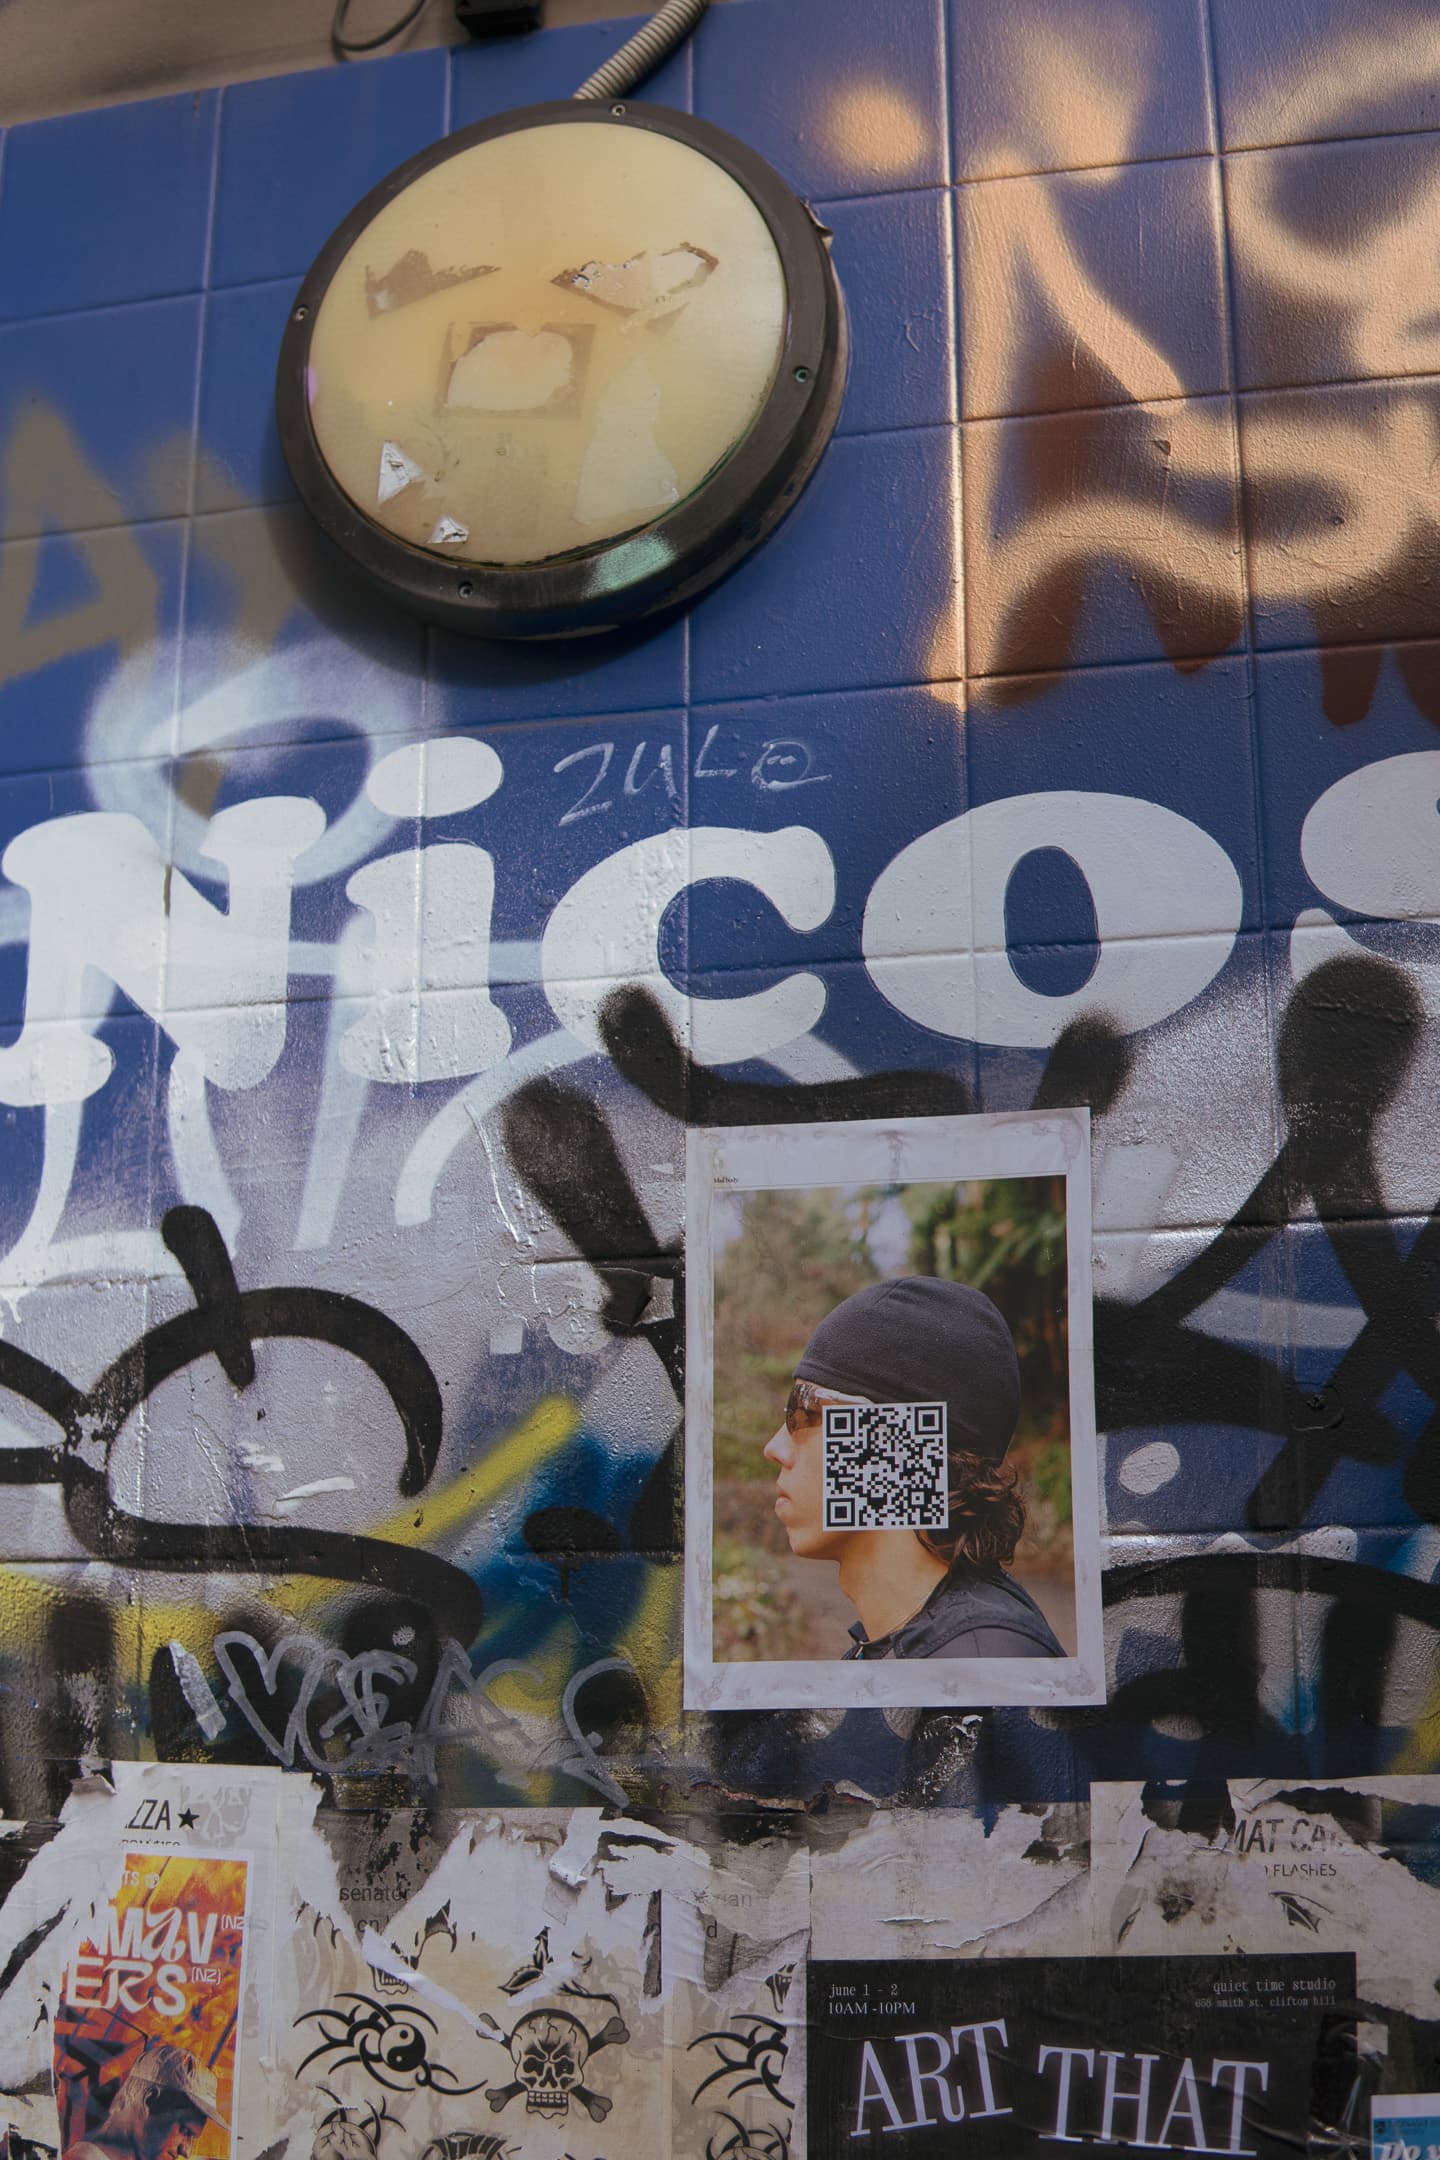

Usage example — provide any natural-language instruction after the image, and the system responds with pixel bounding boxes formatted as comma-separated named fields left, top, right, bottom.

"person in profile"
left=63, top=2045, right=226, bottom=2160
left=762, top=1276, right=1065, bottom=1659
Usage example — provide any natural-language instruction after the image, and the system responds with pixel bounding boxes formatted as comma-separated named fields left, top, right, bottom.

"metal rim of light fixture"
left=275, top=98, right=846, bottom=640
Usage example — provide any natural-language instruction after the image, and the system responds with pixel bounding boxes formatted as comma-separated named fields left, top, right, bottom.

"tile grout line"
left=164, top=85, right=236, bottom=1130
left=949, top=120, right=1440, bottom=191
left=683, top=652, right=1241, bottom=708
left=1199, top=0, right=1279, bottom=1170
left=0, top=623, right=1394, bottom=776
left=935, top=0, right=967, bottom=714
left=1, top=288, right=221, bottom=333
left=1, top=510, right=207, bottom=549
left=962, top=371, right=1440, bottom=427
left=679, top=0, right=697, bottom=778
left=422, top=623, right=437, bottom=739
left=681, top=599, right=692, bottom=976
left=1222, top=117, right=1440, bottom=161
left=425, top=25, right=450, bottom=747
left=2, top=311, right=1424, bottom=431
left=170, top=84, right=226, bottom=847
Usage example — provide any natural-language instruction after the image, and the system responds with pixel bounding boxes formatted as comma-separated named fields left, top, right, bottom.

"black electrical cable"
left=332, top=0, right=429, bottom=55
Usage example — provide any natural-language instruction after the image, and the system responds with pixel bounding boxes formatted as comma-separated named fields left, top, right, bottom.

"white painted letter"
left=343, top=844, right=512, bottom=1083
left=864, top=791, right=1241, bottom=1046
left=0, top=800, right=324, bottom=1105
left=1302, top=751, right=1440, bottom=924
left=542, top=826, right=835, bottom=1066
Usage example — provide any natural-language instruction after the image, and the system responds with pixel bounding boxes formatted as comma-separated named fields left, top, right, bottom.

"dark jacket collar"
left=845, top=1565, right=1063, bottom=1659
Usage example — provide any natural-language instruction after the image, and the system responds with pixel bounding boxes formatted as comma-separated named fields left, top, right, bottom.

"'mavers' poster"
left=54, top=1853, right=248, bottom=2160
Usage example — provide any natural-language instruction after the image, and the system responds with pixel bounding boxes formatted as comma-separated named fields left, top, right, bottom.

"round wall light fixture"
left=276, top=99, right=846, bottom=639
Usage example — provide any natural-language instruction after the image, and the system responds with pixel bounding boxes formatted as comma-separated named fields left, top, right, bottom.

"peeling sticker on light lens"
left=377, top=440, right=428, bottom=504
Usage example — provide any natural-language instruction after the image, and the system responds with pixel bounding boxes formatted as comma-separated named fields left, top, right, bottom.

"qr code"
left=822, top=1402, right=949, bottom=1531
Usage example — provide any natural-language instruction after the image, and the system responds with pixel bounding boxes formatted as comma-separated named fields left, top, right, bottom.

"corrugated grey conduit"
left=572, top=0, right=711, bottom=100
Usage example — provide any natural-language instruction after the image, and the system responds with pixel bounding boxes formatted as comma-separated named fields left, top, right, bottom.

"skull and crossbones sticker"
left=483, top=1989, right=630, bottom=2123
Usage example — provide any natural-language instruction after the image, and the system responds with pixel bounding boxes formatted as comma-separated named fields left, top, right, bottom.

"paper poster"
left=809, top=1803, right=1092, bottom=1962
left=1090, top=1779, right=1440, bottom=2023
left=807, top=1953, right=1356, bottom=2159
left=685, top=1109, right=1102, bottom=1711
left=1374, top=2095, right=1440, bottom=2160
left=54, top=1850, right=248, bottom=2160
left=0, top=1766, right=317, bottom=2160
left=274, top=1811, right=665, bottom=2160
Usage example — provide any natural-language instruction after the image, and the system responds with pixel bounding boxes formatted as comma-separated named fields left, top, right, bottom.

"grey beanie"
left=793, top=1276, right=1021, bottom=1463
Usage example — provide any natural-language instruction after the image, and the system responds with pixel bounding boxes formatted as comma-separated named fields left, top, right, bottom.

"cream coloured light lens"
left=306, top=121, right=789, bottom=569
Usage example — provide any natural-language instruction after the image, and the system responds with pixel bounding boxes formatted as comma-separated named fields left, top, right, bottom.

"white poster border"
left=684, top=1106, right=1104, bottom=1711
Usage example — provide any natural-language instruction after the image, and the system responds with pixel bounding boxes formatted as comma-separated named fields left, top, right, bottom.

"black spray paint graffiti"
left=1097, top=953, right=1440, bottom=1771
left=499, top=981, right=1127, bottom=1588
left=499, top=968, right=1440, bottom=1789
left=1102, top=954, right=1434, bottom=1522
left=0, top=956, right=1424, bottom=1799
left=496, top=983, right=1134, bottom=1798
left=0, top=1205, right=515, bottom=1813
left=0, top=1205, right=479, bottom=1638
left=498, top=1079, right=684, bottom=1592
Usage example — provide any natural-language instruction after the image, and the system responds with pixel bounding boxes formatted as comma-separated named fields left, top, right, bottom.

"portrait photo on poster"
left=684, top=1108, right=1103, bottom=1711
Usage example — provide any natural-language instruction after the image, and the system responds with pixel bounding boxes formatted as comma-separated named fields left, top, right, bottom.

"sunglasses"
left=783, top=1380, right=873, bottom=1435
